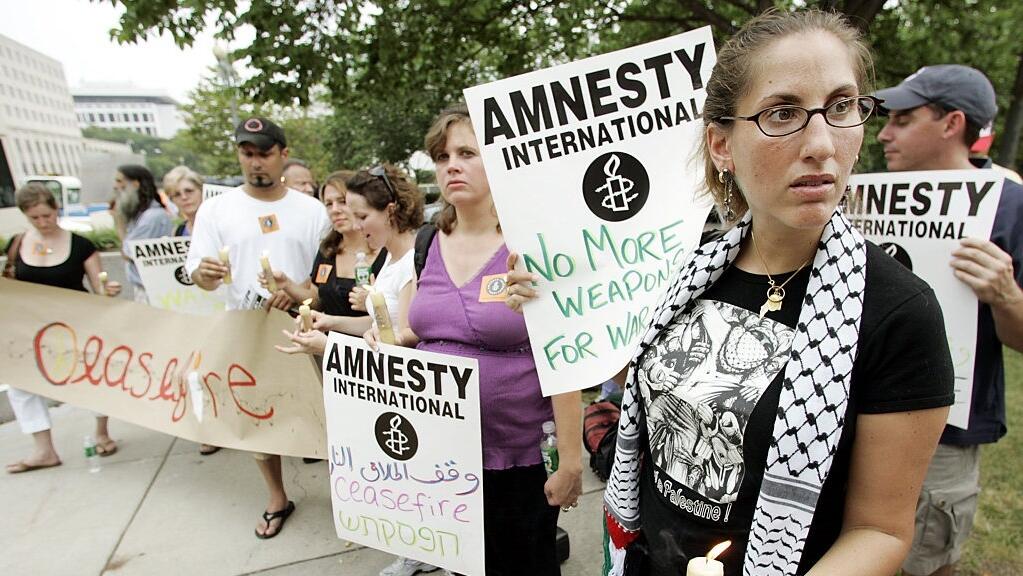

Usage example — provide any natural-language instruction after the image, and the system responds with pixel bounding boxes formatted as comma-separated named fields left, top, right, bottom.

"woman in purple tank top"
left=389, top=105, right=583, bottom=576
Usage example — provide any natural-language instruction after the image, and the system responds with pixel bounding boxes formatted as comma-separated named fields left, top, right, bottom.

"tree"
left=81, top=126, right=203, bottom=180
left=103, top=0, right=1023, bottom=168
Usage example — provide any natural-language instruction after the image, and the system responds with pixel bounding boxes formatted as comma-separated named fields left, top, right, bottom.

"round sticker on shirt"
left=479, top=273, right=508, bottom=303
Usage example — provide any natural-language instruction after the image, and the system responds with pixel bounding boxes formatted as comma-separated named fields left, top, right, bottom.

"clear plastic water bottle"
left=84, top=435, right=101, bottom=473
left=354, top=252, right=371, bottom=286
left=540, top=420, right=559, bottom=476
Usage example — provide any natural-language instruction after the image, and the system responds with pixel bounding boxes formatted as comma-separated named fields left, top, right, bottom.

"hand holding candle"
left=98, top=271, right=108, bottom=294
left=218, top=246, right=233, bottom=284
left=260, top=250, right=278, bottom=292
left=299, top=298, right=313, bottom=332
left=685, top=541, right=730, bottom=576
left=367, top=287, right=396, bottom=345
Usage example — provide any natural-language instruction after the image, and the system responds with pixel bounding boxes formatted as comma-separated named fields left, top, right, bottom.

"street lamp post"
left=213, top=44, right=240, bottom=129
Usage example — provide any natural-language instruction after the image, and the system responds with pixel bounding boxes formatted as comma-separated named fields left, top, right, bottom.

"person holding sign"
left=112, top=164, right=174, bottom=303
left=382, top=105, right=580, bottom=576
left=510, top=10, right=955, bottom=576
left=875, top=65, right=1023, bottom=576
left=5, top=183, right=122, bottom=473
left=185, top=116, right=329, bottom=539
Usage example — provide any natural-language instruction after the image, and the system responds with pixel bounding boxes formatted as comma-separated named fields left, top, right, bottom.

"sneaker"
left=378, top=557, right=440, bottom=576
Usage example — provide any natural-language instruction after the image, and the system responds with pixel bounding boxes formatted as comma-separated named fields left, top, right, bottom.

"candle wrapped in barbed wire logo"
left=582, top=151, right=649, bottom=222
left=880, top=242, right=913, bottom=270
left=375, top=411, right=419, bottom=460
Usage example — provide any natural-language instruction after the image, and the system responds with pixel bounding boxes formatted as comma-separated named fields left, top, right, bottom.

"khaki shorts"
left=902, top=444, right=981, bottom=575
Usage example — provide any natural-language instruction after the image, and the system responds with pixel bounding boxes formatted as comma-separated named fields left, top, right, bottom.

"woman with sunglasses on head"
left=278, top=166, right=420, bottom=357
left=270, top=171, right=387, bottom=350
left=507, top=10, right=954, bottom=576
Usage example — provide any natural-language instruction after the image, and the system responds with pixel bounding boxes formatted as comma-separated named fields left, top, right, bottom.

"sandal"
left=6, top=460, right=62, bottom=474
left=95, top=440, right=118, bottom=457
left=199, top=444, right=221, bottom=456
left=255, top=500, right=295, bottom=539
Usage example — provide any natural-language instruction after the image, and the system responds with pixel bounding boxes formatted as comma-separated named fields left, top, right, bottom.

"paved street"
left=0, top=402, right=607, bottom=576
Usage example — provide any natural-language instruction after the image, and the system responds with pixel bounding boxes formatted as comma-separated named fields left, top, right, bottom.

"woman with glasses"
left=164, top=166, right=203, bottom=237
left=164, top=165, right=222, bottom=456
left=508, top=10, right=954, bottom=576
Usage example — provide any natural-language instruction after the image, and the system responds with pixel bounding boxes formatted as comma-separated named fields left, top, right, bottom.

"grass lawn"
left=958, top=347, right=1023, bottom=575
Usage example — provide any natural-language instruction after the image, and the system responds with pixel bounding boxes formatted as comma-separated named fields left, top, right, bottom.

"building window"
left=144, top=113, right=152, bottom=122
left=145, top=127, right=153, bottom=135
left=133, top=113, right=140, bottom=122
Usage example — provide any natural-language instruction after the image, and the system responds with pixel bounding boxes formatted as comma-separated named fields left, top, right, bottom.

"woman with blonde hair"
left=163, top=165, right=204, bottom=237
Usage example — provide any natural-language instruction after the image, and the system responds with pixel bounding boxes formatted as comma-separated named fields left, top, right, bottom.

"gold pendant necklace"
left=751, top=231, right=812, bottom=319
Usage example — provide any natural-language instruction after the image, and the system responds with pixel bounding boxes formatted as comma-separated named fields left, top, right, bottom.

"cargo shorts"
left=902, top=444, right=981, bottom=576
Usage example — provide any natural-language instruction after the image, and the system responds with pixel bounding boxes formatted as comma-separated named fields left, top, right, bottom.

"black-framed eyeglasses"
left=717, top=96, right=882, bottom=137
left=368, top=165, right=397, bottom=201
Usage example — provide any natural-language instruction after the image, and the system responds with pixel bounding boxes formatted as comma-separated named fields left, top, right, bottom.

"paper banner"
left=848, top=169, right=1004, bottom=428
left=323, top=333, right=484, bottom=575
left=128, top=236, right=227, bottom=315
left=0, top=278, right=325, bottom=457
left=464, top=28, right=716, bottom=395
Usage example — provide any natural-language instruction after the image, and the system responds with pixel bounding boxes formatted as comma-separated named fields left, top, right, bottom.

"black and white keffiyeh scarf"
left=603, top=209, right=867, bottom=576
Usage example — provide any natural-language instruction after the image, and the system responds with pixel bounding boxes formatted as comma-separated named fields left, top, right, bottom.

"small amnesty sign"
left=848, top=169, right=1005, bottom=429
left=323, top=333, right=484, bottom=575
left=464, top=28, right=715, bottom=395
left=129, top=237, right=226, bottom=315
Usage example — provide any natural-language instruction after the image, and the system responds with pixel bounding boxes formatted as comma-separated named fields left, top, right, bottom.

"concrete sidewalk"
left=1, top=404, right=607, bottom=576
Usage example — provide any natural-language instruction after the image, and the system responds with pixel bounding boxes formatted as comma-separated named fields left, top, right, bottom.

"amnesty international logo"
left=582, top=151, right=649, bottom=222
left=374, top=412, right=419, bottom=461
left=880, top=242, right=913, bottom=271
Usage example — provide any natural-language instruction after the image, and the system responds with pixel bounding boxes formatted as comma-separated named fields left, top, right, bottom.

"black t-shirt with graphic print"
left=635, top=241, right=955, bottom=576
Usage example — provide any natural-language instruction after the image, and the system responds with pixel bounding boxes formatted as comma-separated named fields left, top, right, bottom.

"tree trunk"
left=996, top=51, right=1023, bottom=169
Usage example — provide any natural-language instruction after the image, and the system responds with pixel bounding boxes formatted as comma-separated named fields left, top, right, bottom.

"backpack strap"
left=414, top=223, right=438, bottom=284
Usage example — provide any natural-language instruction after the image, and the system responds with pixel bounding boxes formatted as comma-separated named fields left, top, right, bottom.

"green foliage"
left=103, top=0, right=1023, bottom=172
left=79, top=227, right=121, bottom=251
left=80, top=126, right=206, bottom=181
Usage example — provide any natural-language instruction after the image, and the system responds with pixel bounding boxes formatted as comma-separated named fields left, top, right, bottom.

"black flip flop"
left=255, top=500, right=295, bottom=540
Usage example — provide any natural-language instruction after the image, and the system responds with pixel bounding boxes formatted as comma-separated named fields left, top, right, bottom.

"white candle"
left=98, top=271, right=108, bottom=294
left=368, top=289, right=395, bottom=344
left=260, top=250, right=278, bottom=292
left=685, top=541, right=730, bottom=576
left=219, top=246, right=233, bottom=284
left=299, top=298, right=313, bottom=332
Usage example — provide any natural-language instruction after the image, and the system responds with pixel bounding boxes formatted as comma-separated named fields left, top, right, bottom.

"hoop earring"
left=720, top=169, right=736, bottom=222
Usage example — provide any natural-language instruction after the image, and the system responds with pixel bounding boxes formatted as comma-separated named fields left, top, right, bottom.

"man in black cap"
left=876, top=65, right=1023, bottom=576
left=185, top=117, right=329, bottom=538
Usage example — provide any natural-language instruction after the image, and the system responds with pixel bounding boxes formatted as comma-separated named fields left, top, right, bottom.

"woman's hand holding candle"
left=299, top=298, right=313, bottom=332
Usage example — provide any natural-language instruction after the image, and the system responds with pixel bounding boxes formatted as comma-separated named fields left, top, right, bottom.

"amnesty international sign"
left=0, top=278, right=325, bottom=458
left=323, top=333, right=484, bottom=575
left=848, top=169, right=1005, bottom=429
left=464, top=28, right=715, bottom=395
left=129, top=237, right=227, bottom=315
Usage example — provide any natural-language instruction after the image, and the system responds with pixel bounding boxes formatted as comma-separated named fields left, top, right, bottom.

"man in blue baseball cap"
left=876, top=65, right=1023, bottom=576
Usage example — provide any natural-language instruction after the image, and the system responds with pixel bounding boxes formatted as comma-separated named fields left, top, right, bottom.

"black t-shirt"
left=309, top=248, right=387, bottom=317
left=942, top=177, right=1023, bottom=445
left=635, top=242, right=955, bottom=576
left=11, top=233, right=96, bottom=291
